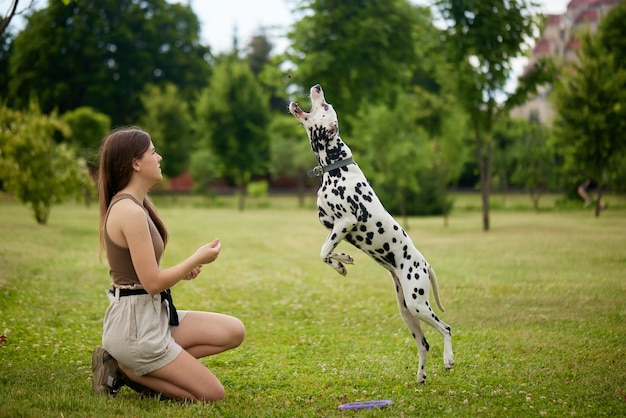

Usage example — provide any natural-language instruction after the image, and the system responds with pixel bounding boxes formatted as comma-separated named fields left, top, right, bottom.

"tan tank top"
left=103, top=193, right=164, bottom=286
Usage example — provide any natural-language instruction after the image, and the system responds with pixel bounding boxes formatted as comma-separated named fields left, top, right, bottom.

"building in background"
left=510, top=0, right=621, bottom=123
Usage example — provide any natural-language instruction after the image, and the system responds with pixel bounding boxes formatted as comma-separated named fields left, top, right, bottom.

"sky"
left=2, top=0, right=571, bottom=82
left=187, top=0, right=572, bottom=55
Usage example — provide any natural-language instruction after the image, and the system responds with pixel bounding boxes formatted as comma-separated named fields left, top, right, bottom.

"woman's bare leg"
left=172, top=311, right=245, bottom=358
left=119, top=311, right=245, bottom=401
left=119, top=351, right=224, bottom=401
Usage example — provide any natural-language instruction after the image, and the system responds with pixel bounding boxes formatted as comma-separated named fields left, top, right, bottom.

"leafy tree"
left=7, top=0, right=210, bottom=126
left=246, top=32, right=273, bottom=77
left=269, top=113, right=318, bottom=206
left=434, top=0, right=544, bottom=230
left=286, top=0, right=425, bottom=131
left=552, top=30, right=626, bottom=217
left=188, top=148, right=223, bottom=196
left=139, top=83, right=192, bottom=180
left=247, top=33, right=290, bottom=112
left=348, top=85, right=469, bottom=224
left=0, top=103, right=94, bottom=224
left=597, top=1, right=626, bottom=71
left=497, top=118, right=555, bottom=211
left=429, top=92, right=470, bottom=224
left=195, top=58, right=271, bottom=211
left=349, top=91, right=431, bottom=225
left=593, top=1, right=626, bottom=192
left=61, top=106, right=111, bottom=170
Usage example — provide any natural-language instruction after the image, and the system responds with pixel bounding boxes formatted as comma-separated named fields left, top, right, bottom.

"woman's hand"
left=183, top=265, right=202, bottom=280
left=182, top=239, right=220, bottom=281
left=195, top=238, right=221, bottom=265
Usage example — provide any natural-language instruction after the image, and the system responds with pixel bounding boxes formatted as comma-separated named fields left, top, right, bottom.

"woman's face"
left=136, top=141, right=163, bottom=182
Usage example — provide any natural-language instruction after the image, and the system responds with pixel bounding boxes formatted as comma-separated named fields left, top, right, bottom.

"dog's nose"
left=313, top=84, right=322, bottom=93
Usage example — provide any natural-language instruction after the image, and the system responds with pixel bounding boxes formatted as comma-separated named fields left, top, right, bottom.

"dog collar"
left=307, top=157, right=355, bottom=178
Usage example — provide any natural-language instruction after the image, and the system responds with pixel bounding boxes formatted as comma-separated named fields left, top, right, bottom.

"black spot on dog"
left=382, top=252, right=396, bottom=267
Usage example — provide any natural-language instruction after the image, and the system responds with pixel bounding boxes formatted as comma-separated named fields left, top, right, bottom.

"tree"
left=195, top=58, right=271, bottom=211
left=0, top=103, right=94, bottom=224
left=246, top=32, right=273, bottom=77
left=61, top=106, right=111, bottom=171
left=248, top=33, right=290, bottom=112
left=7, top=0, right=210, bottom=126
left=499, top=118, right=555, bottom=211
left=597, top=1, right=626, bottom=71
left=286, top=0, right=425, bottom=131
left=269, top=113, right=318, bottom=206
left=349, top=91, right=431, bottom=225
left=434, top=0, right=543, bottom=231
left=552, top=30, right=626, bottom=217
left=139, top=83, right=193, bottom=181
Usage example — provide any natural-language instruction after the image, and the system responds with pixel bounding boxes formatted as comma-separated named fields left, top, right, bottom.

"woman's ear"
left=132, top=158, right=141, bottom=171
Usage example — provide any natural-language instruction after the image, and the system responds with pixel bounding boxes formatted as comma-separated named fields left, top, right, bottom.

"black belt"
left=114, top=288, right=179, bottom=326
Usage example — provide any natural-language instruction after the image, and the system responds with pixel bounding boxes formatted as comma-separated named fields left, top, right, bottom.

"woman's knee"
left=228, top=317, right=246, bottom=348
left=197, top=380, right=225, bottom=401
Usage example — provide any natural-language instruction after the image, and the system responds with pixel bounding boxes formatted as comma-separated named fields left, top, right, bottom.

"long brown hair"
left=97, top=127, right=168, bottom=256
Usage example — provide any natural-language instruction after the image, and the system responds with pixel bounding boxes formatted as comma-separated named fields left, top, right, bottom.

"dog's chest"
left=317, top=170, right=379, bottom=223
left=316, top=169, right=422, bottom=268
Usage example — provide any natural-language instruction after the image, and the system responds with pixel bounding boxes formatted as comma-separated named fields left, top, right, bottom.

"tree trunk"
left=0, top=0, right=19, bottom=37
left=474, top=115, right=490, bottom=231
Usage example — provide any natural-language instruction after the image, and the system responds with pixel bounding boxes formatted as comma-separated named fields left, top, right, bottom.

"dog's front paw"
left=331, top=252, right=354, bottom=264
left=336, top=264, right=348, bottom=276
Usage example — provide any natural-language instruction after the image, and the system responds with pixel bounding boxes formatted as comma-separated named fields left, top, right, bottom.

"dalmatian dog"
left=289, top=84, right=454, bottom=384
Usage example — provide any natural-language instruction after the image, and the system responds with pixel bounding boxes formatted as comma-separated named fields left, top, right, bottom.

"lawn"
left=0, top=194, right=624, bottom=417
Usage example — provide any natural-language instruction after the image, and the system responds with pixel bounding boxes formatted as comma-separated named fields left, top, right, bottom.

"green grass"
left=1, top=194, right=625, bottom=417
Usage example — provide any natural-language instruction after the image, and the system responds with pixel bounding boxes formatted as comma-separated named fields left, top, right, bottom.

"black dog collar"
left=308, top=157, right=355, bottom=178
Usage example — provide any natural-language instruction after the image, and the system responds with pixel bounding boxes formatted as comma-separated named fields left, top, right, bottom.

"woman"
left=92, top=127, right=245, bottom=402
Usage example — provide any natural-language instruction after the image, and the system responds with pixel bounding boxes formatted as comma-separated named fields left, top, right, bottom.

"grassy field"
left=0, top=194, right=625, bottom=417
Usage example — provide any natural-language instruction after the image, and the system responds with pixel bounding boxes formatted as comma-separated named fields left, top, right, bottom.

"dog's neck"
left=309, top=127, right=353, bottom=168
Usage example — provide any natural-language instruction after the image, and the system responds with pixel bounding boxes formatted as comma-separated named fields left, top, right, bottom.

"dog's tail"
left=428, top=266, right=446, bottom=312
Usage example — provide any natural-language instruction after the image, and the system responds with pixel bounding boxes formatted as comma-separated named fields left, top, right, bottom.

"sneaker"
left=92, top=346, right=125, bottom=396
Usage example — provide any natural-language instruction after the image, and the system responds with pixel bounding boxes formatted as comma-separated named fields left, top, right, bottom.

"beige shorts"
left=101, top=287, right=188, bottom=376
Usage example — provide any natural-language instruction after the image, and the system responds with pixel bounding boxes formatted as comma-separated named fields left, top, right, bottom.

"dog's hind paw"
left=417, top=373, right=426, bottom=385
left=444, top=355, right=455, bottom=370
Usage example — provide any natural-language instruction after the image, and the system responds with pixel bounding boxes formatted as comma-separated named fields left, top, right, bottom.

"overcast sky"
left=1, top=0, right=571, bottom=85
left=187, top=0, right=571, bottom=55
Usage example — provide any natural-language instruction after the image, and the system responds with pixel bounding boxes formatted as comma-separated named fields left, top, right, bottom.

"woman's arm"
left=112, top=201, right=220, bottom=294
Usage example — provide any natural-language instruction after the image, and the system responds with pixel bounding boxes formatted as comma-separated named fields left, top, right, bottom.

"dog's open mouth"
left=289, top=102, right=309, bottom=120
